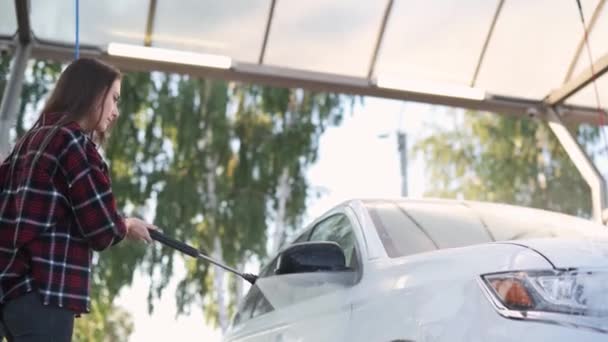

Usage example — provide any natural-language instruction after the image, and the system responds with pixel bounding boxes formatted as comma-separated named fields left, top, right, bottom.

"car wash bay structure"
left=1, top=0, right=608, bottom=221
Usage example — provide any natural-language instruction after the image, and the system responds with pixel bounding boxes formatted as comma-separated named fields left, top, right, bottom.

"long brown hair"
left=36, top=58, right=122, bottom=143
left=4, top=59, right=121, bottom=186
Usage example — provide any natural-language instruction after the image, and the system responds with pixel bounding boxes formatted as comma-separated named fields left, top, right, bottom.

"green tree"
left=414, top=110, right=597, bottom=217
left=106, top=76, right=345, bottom=330
left=72, top=283, right=134, bottom=342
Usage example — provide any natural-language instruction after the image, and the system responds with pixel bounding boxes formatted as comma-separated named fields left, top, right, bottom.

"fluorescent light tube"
left=107, top=43, right=232, bottom=69
left=376, top=76, right=486, bottom=101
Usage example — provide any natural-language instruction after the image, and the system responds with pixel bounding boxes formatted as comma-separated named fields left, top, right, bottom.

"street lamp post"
left=397, top=131, right=407, bottom=197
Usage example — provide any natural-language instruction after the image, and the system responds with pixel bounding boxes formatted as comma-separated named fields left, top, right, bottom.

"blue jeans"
left=0, top=292, right=74, bottom=342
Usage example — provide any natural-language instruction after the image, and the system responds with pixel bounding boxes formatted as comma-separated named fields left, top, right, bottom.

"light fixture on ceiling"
left=107, top=43, right=232, bottom=69
left=375, top=76, right=486, bottom=101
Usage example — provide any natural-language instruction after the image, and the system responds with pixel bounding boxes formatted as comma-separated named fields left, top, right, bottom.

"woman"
left=0, top=58, right=156, bottom=341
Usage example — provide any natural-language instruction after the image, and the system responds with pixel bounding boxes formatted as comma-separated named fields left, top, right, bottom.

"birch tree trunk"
left=271, top=166, right=291, bottom=253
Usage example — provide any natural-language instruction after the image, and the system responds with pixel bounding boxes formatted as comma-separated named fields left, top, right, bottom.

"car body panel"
left=224, top=199, right=608, bottom=341
left=345, top=243, right=554, bottom=342
left=500, top=238, right=608, bottom=268
left=225, top=272, right=356, bottom=342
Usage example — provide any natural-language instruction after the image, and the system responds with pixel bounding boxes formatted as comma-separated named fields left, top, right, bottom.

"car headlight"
left=480, top=270, right=608, bottom=333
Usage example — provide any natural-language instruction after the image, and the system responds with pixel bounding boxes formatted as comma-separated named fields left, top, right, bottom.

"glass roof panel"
left=30, top=0, right=148, bottom=46
left=0, top=0, right=17, bottom=36
left=263, top=0, right=386, bottom=77
left=5, top=0, right=606, bottom=115
left=565, top=72, right=608, bottom=109
left=564, top=2, right=608, bottom=83
left=549, top=0, right=608, bottom=109
left=153, top=0, right=270, bottom=63
left=374, top=0, right=497, bottom=85
left=476, top=0, right=592, bottom=99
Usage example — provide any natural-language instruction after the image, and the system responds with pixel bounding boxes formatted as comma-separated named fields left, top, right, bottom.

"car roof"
left=345, top=197, right=593, bottom=223
left=297, top=198, right=606, bottom=260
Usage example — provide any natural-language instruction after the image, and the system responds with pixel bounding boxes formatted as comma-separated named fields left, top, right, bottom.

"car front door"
left=225, top=211, right=362, bottom=342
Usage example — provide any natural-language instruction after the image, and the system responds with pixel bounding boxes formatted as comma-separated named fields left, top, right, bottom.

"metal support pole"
left=397, top=131, right=408, bottom=197
left=546, top=108, right=606, bottom=223
left=0, top=42, right=30, bottom=158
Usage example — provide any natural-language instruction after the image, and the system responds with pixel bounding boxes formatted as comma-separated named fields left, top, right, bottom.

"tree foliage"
left=414, top=110, right=598, bottom=217
left=105, top=75, right=345, bottom=325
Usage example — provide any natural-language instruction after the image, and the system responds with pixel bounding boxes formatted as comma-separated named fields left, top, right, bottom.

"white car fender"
left=345, top=243, right=553, bottom=342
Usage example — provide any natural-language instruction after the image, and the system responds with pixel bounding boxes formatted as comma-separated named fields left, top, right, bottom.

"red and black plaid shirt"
left=0, top=112, right=126, bottom=313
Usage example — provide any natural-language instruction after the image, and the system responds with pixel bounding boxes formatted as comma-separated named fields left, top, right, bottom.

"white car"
left=224, top=198, right=608, bottom=342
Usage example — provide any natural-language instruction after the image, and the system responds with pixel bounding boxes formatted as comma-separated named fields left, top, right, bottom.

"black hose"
left=148, top=229, right=258, bottom=285
left=148, top=229, right=199, bottom=258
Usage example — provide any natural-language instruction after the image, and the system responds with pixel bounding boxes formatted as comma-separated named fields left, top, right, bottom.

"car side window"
left=292, top=228, right=312, bottom=244
left=231, top=284, right=274, bottom=327
left=308, top=214, right=359, bottom=270
left=232, top=286, right=259, bottom=327
left=259, top=257, right=279, bottom=278
left=257, top=228, right=313, bottom=278
left=250, top=291, right=273, bottom=319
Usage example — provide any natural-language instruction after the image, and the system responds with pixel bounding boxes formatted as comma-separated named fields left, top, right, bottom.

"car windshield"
left=365, top=199, right=608, bottom=258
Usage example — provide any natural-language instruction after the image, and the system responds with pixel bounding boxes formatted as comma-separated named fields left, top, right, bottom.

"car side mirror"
left=275, top=241, right=348, bottom=275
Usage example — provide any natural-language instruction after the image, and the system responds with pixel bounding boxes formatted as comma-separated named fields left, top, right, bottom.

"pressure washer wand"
left=148, top=229, right=258, bottom=285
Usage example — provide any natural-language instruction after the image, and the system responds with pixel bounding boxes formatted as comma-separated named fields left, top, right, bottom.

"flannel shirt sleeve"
left=60, top=133, right=127, bottom=251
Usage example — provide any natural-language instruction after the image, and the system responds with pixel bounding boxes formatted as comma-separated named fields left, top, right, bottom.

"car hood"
left=500, top=237, right=608, bottom=269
